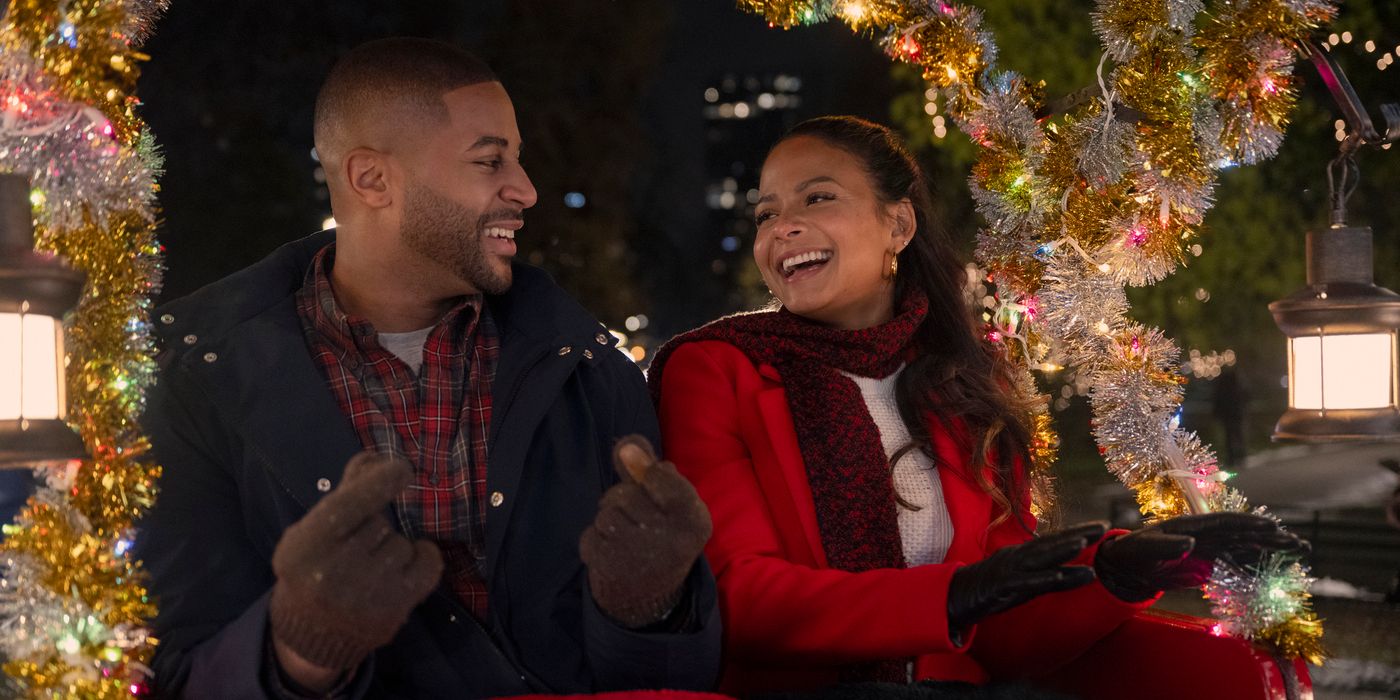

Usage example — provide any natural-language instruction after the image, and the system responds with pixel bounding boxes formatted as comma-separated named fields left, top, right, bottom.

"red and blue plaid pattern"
left=296, top=245, right=497, bottom=618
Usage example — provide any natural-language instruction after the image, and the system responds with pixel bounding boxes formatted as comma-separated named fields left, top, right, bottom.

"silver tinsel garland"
left=1037, top=256, right=1130, bottom=352
left=1205, top=550, right=1316, bottom=638
left=0, top=55, right=159, bottom=233
left=1091, top=0, right=1204, bottom=62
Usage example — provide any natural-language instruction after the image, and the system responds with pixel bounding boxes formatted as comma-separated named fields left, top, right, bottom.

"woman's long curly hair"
left=773, top=116, right=1040, bottom=530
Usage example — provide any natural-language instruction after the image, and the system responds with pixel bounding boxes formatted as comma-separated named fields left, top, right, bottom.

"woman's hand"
left=1094, top=512, right=1308, bottom=602
left=946, top=522, right=1105, bottom=642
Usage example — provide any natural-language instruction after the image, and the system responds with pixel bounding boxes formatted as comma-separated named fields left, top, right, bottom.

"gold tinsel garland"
left=1196, top=0, right=1337, bottom=163
left=738, top=0, right=1333, bottom=666
left=3, top=0, right=148, bottom=141
left=1, top=0, right=167, bottom=696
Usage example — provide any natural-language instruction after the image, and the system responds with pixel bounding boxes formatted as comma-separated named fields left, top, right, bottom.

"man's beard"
left=401, top=181, right=517, bottom=295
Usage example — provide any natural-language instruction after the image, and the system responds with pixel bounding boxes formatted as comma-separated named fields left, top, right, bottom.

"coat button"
left=558, top=346, right=572, bottom=356
left=183, top=334, right=198, bottom=345
left=595, top=333, right=609, bottom=345
left=160, top=314, right=175, bottom=324
left=202, top=352, right=218, bottom=363
left=448, top=614, right=457, bottom=623
left=490, top=491, right=505, bottom=507
left=316, top=478, right=332, bottom=492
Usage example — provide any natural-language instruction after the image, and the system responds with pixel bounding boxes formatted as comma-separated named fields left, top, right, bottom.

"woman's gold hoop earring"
left=884, top=251, right=898, bottom=279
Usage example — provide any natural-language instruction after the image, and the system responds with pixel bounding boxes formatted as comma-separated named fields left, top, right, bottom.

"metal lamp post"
left=1269, top=42, right=1400, bottom=442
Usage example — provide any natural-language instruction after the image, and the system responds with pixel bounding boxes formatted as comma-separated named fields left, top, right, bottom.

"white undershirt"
left=378, top=327, right=434, bottom=374
left=843, top=366, right=953, bottom=567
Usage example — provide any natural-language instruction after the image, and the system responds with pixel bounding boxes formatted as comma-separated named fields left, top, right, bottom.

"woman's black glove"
left=946, top=522, right=1105, bottom=642
left=1094, top=512, right=1308, bottom=602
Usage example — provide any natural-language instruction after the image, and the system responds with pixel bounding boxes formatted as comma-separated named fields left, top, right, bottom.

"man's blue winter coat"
left=134, top=231, right=721, bottom=698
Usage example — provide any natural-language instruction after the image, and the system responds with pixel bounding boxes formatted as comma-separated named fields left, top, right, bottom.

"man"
left=135, top=38, right=720, bottom=698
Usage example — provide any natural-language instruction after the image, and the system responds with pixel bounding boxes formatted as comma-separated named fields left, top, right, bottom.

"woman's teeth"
left=781, top=250, right=832, bottom=276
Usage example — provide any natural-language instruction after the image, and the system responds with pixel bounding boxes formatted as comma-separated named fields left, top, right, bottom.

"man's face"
left=399, top=81, right=537, bottom=295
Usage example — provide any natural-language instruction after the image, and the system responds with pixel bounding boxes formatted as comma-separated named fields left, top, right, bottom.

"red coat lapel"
left=930, top=427, right=994, bottom=564
left=751, top=364, right=828, bottom=568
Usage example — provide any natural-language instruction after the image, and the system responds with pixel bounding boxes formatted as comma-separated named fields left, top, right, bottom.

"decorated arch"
left=738, top=0, right=1334, bottom=662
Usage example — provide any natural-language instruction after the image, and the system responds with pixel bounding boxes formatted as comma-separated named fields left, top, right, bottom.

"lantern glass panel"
left=0, top=313, right=18, bottom=419
left=0, top=312, right=64, bottom=420
left=1289, top=332, right=1395, bottom=410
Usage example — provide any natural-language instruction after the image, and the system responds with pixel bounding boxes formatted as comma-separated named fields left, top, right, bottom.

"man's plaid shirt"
left=296, top=245, right=497, bottom=619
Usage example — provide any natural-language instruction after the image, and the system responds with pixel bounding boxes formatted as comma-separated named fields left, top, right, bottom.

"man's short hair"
left=313, top=37, right=497, bottom=164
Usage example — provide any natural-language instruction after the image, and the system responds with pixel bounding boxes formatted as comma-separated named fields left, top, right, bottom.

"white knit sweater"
left=844, top=367, right=953, bottom=567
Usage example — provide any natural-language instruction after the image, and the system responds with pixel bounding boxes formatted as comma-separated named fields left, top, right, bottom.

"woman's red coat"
left=657, top=341, right=1152, bottom=694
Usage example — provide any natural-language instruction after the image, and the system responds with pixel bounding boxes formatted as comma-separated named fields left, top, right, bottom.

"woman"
left=648, top=117, right=1300, bottom=694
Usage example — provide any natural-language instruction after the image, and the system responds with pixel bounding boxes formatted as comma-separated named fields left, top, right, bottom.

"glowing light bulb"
left=58, top=21, right=77, bottom=48
left=1126, top=225, right=1149, bottom=246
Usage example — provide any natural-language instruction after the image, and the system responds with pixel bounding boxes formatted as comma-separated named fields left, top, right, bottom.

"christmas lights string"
left=1, top=1, right=169, bottom=697
left=738, top=0, right=1334, bottom=664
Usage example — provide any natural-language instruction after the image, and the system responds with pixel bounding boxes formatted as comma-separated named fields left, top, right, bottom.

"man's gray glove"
left=946, top=522, right=1105, bottom=640
left=580, top=435, right=712, bottom=628
left=269, top=453, right=444, bottom=670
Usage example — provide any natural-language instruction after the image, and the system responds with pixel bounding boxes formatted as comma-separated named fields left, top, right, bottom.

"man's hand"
left=269, top=452, right=444, bottom=684
left=946, top=522, right=1105, bottom=640
left=1095, top=512, right=1308, bottom=602
left=580, top=435, right=712, bottom=628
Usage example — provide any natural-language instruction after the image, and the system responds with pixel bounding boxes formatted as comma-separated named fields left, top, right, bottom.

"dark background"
left=139, top=1, right=903, bottom=337
left=132, top=0, right=1399, bottom=468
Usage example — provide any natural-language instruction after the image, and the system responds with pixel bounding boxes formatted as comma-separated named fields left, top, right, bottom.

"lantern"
left=1270, top=224, right=1400, bottom=441
left=0, top=173, right=86, bottom=466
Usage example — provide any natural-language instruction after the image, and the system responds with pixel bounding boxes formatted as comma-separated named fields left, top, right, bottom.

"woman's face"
left=753, top=136, right=913, bottom=330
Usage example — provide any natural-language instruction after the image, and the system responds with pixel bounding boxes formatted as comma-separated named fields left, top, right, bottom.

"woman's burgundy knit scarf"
left=649, top=295, right=928, bottom=576
left=649, top=296, right=929, bottom=682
